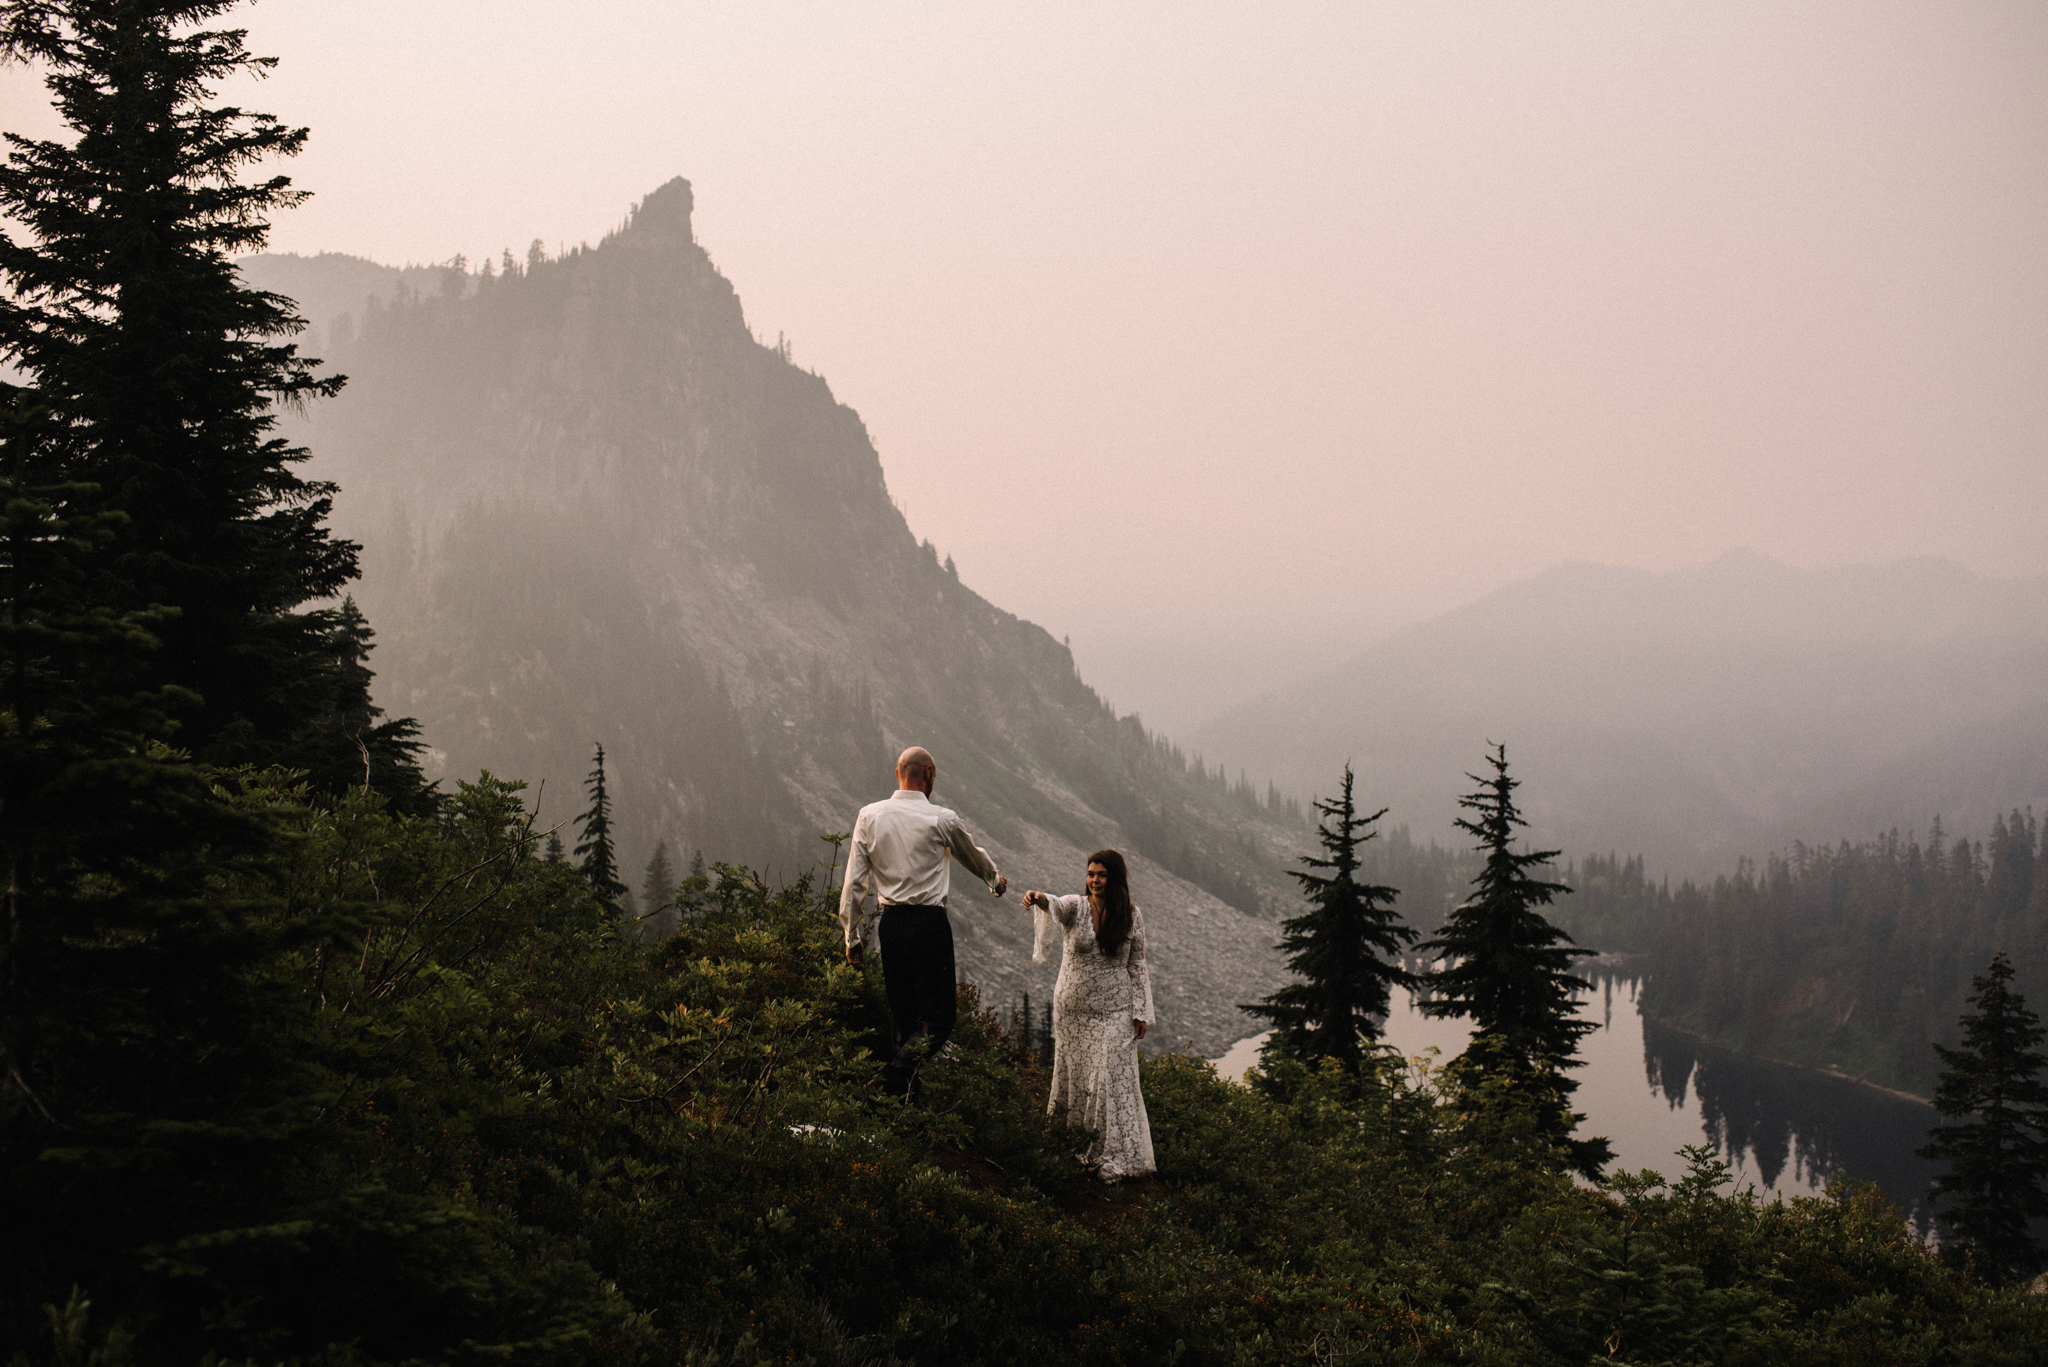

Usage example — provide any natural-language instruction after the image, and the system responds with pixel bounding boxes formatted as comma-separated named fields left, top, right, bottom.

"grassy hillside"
left=16, top=779, right=2038, bottom=1362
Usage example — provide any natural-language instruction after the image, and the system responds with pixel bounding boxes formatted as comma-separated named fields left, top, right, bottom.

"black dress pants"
left=877, top=905, right=956, bottom=1096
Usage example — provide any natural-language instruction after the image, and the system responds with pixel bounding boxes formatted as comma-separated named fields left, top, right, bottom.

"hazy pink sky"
left=7, top=1, right=2045, bottom=729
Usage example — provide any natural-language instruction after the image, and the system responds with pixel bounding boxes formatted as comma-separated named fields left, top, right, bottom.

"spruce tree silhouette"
left=1420, top=744, right=1611, bottom=1180
left=0, top=6, right=402, bottom=1339
left=1245, top=765, right=1417, bottom=1072
left=574, top=742, right=628, bottom=914
left=1917, top=952, right=2048, bottom=1283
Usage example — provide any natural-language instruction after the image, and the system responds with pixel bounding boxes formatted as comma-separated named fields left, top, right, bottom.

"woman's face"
left=1085, top=862, right=1109, bottom=898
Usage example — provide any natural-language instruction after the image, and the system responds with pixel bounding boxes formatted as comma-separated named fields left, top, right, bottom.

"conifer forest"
left=4, top=3, right=2047, bottom=1364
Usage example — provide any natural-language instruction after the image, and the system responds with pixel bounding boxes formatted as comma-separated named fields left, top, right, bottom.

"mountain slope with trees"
left=1634, top=812, right=2048, bottom=1099
left=242, top=189, right=1307, bottom=1054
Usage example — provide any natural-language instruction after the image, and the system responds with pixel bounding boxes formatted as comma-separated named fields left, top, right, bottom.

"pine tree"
left=574, top=742, right=627, bottom=913
left=1916, top=952, right=2048, bottom=1283
left=1246, top=765, right=1417, bottom=1072
left=544, top=831, right=565, bottom=864
left=1420, top=744, right=1611, bottom=1180
left=0, top=1, right=422, bottom=794
left=640, top=840, right=677, bottom=938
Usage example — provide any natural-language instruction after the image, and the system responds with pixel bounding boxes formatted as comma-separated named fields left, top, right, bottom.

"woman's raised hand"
left=1023, top=890, right=1046, bottom=911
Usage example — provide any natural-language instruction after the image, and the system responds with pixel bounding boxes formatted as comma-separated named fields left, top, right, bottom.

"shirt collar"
left=889, top=789, right=932, bottom=804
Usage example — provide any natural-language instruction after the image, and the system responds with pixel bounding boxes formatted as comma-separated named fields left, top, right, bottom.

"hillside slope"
left=1192, top=552, right=2048, bottom=879
left=246, top=179, right=1309, bottom=1055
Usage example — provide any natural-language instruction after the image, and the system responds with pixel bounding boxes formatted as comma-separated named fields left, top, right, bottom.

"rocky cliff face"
left=248, top=178, right=1306, bottom=1056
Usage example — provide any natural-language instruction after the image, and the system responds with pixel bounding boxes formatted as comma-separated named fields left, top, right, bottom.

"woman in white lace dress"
left=1021, top=849, right=1156, bottom=1180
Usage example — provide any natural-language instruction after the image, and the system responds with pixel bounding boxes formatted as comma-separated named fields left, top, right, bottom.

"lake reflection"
left=1214, top=976, right=1940, bottom=1225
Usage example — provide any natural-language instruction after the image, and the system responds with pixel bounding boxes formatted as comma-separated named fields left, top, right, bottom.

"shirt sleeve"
left=1128, top=906, right=1155, bottom=1024
left=940, top=816, right=1002, bottom=894
left=838, top=813, right=876, bottom=948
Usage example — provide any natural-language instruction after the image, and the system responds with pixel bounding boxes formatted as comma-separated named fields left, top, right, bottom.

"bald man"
left=840, top=746, right=1008, bottom=1097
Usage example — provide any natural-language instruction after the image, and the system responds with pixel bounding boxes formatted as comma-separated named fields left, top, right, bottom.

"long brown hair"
left=1088, top=849, right=1135, bottom=957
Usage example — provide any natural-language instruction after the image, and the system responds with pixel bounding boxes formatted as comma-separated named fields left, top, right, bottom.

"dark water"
left=1634, top=1004, right=1942, bottom=1227
left=1216, top=977, right=1942, bottom=1228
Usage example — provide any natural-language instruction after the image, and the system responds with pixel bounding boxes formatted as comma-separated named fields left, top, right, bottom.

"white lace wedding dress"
left=1034, top=894, right=1156, bottom=1179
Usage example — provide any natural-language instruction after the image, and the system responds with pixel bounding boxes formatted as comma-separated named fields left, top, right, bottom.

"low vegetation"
left=9, top=773, right=2045, bottom=1365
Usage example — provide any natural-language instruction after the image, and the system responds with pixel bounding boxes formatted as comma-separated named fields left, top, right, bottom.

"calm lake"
left=1211, top=978, right=1942, bottom=1228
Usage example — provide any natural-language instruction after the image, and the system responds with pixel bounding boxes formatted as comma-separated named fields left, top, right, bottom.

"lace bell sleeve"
left=1033, top=893, right=1082, bottom=964
left=1127, top=906, right=1155, bottom=1024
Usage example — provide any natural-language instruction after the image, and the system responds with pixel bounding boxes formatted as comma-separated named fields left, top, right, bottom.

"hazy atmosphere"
left=11, top=0, right=2043, bottom=732
left=12, top=1, right=2048, bottom=1356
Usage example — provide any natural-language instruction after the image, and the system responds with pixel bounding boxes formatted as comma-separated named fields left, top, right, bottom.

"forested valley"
left=1535, top=818, right=2048, bottom=1101
left=7, top=3, right=2048, bottom=1364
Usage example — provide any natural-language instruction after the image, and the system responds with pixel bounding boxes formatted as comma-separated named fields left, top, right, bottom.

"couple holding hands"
left=838, top=746, right=1156, bottom=1181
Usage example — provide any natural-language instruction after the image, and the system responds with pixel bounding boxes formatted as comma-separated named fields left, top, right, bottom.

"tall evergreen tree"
left=0, top=0, right=422, bottom=795
left=1420, top=744, right=1611, bottom=1179
left=1246, top=765, right=1417, bottom=1072
left=1916, top=952, right=2048, bottom=1284
left=574, top=741, right=627, bottom=913
left=0, top=433, right=309, bottom=1359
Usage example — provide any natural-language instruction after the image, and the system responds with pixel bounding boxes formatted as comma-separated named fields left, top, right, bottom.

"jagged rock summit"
left=249, top=178, right=1306, bottom=1055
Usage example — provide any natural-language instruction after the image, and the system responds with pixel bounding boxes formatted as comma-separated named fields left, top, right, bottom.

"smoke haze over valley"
left=1193, top=552, right=2048, bottom=880
left=12, top=0, right=2034, bottom=739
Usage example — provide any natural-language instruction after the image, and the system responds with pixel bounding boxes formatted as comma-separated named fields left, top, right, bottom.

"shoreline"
left=1641, top=1012, right=1933, bottom=1108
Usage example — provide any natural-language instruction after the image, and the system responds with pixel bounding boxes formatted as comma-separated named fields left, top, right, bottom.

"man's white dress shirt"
left=838, top=790, right=1002, bottom=949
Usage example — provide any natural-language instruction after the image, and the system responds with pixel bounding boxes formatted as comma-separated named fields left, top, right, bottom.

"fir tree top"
left=574, top=741, right=627, bottom=913
left=1419, top=744, right=1609, bottom=1179
left=1245, top=765, right=1417, bottom=1071
left=0, top=3, right=425, bottom=801
left=1420, top=744, right=1593, bottom=1065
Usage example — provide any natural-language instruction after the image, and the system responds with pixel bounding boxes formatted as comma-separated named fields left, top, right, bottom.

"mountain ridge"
left=245, top=178, right=1308, bottom=1057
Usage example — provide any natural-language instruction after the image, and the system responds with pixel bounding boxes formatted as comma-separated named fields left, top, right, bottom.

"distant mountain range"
left=244, top=180, right=1306, bottom=1057
left=1192, top=552, right=2048, bottom=880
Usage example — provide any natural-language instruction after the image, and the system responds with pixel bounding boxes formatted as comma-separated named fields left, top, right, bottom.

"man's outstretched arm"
left=943, top=819, right=1007, bottom=898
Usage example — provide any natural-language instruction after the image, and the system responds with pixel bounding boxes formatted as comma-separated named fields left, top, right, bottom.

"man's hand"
left=846, top=942, right=865, bottom=969
left=994, top=874, right=1008, bottom=898
left=1133, top=1020, right=1148, bottom=1041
